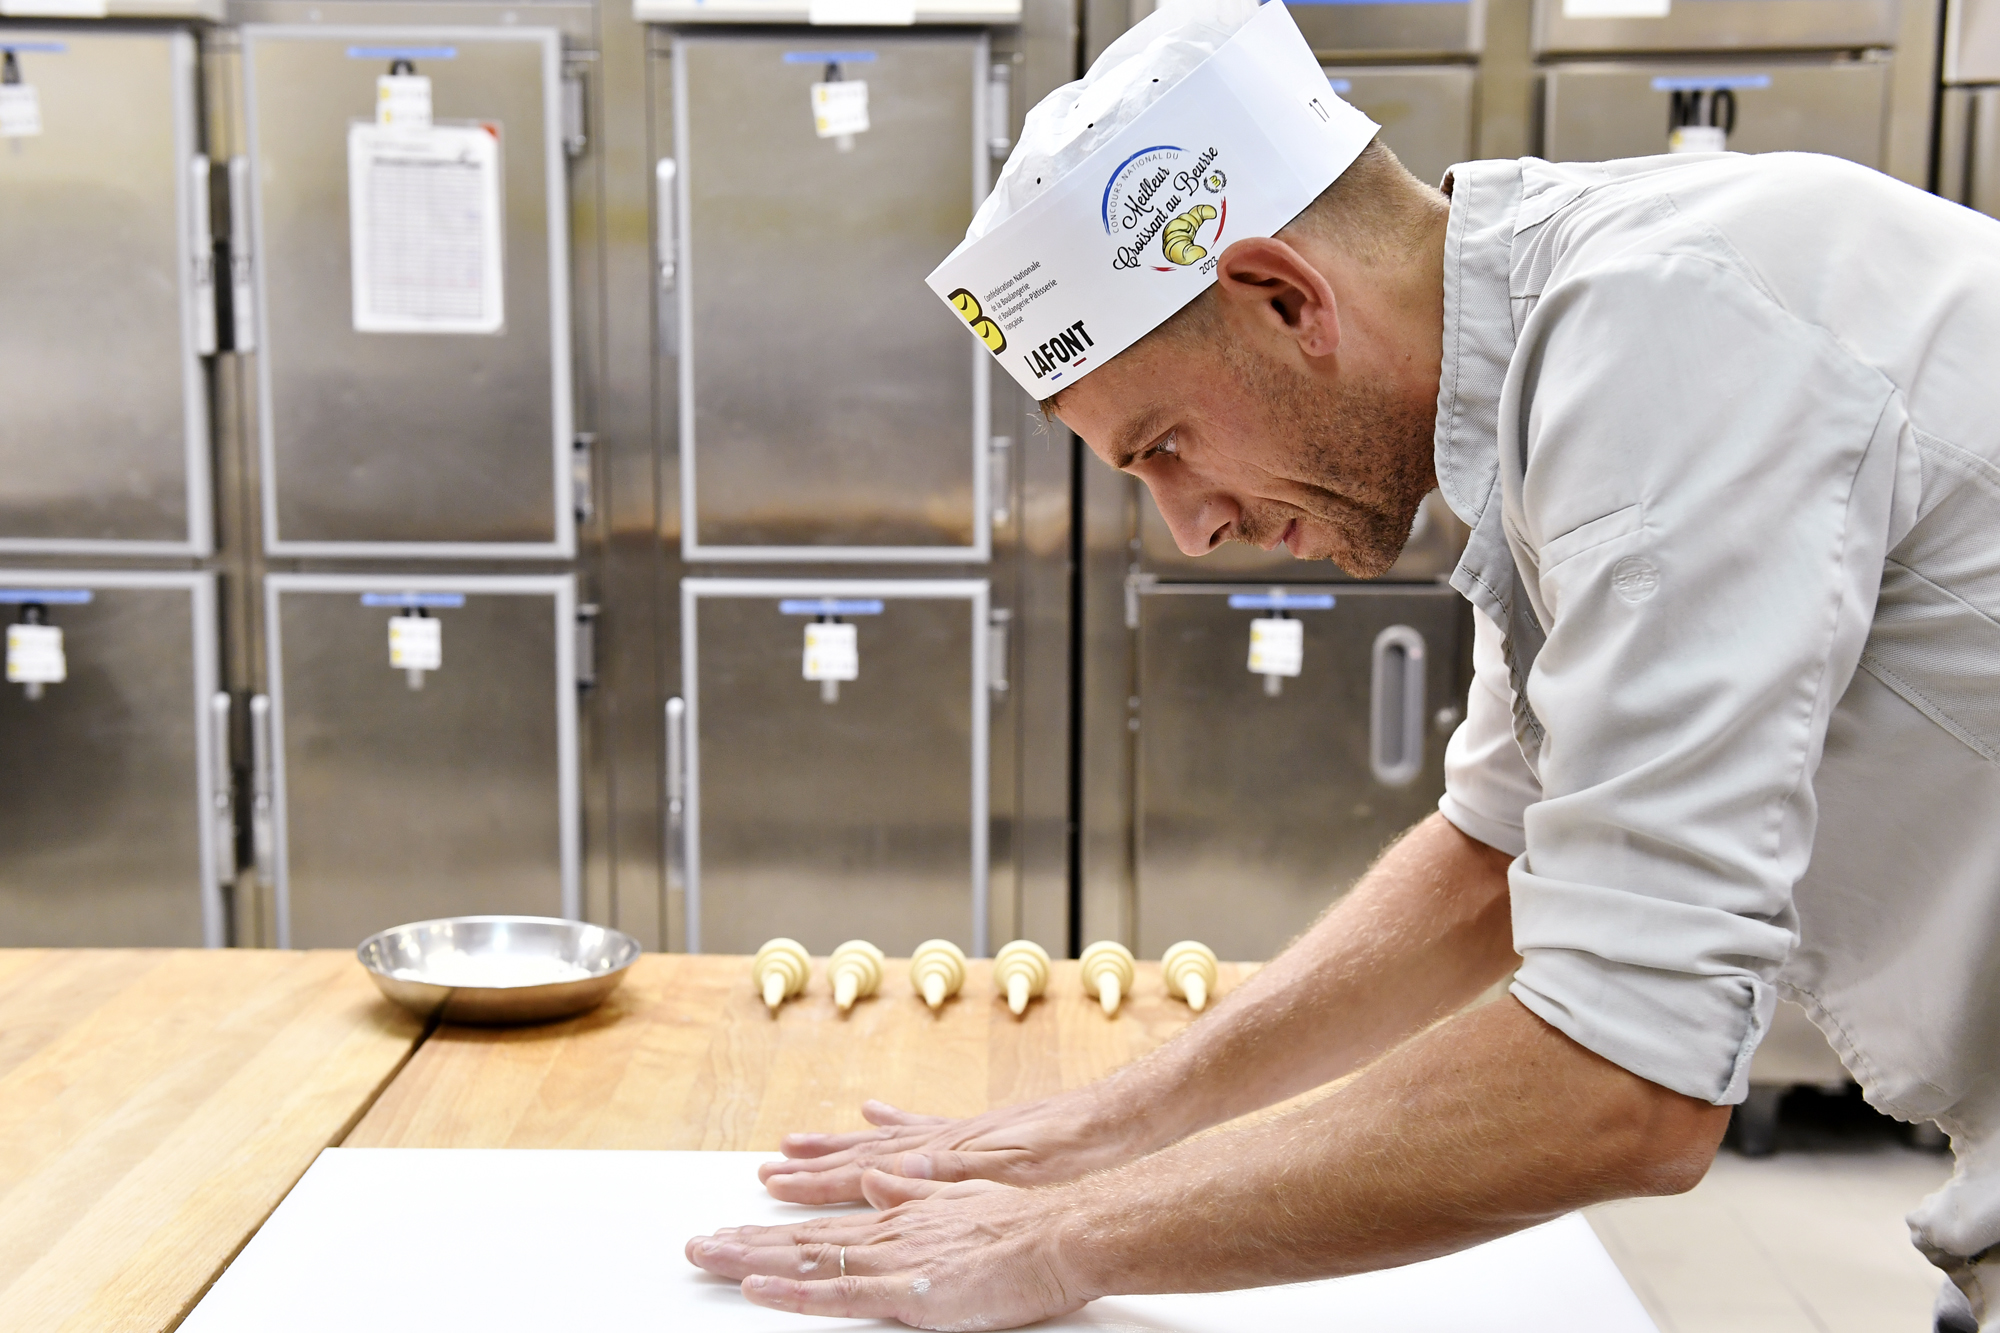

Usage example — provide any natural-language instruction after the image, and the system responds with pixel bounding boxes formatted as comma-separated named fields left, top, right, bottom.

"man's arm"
left=690, top=994, right=1729, bottom=1329
left=761, top=811, right=1520, bottom=1203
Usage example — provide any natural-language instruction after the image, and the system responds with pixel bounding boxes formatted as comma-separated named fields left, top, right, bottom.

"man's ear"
left=1210, top=237, right=1341, bottom=360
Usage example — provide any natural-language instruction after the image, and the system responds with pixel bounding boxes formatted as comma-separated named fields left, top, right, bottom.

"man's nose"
left=1145, top=479, right=1237, bottom=557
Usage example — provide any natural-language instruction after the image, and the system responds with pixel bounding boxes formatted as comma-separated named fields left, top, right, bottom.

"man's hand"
left=688, top=1174, right=1090, bottom=1330
left=760, top=1087, right=1160, bottom=1205
left=698, top=999, right=1726, bottom=1328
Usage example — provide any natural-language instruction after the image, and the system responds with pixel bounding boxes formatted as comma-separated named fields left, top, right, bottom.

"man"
left=687, top=0, right=2000, bottom=1327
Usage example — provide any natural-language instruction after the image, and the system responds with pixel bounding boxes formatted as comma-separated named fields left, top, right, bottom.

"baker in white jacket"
left=686, top=2, right=2000, bottom=1329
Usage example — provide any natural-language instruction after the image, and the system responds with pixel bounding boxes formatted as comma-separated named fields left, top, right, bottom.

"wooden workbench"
left=0, top=949, right=1244, bottom=1331
left=349, top=954, right=1252, bottom=1148
left=0, top=949, right=423, bottom=1333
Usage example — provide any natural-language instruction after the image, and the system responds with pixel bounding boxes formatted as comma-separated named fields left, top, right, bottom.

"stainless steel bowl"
left=357, top=916, right=642, bottom=1026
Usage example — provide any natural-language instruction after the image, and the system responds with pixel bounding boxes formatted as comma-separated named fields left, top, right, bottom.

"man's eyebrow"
left=1108, top=410, right=1171, bottom=470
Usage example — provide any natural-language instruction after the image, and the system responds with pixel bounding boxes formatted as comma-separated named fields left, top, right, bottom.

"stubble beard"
left=1227, top=345, right=1437, bottom=579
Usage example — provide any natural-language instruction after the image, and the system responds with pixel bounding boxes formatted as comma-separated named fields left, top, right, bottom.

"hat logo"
left=1102, top=144, right=1227, bottom=273
left=945, top=287, right=1007, bottom=354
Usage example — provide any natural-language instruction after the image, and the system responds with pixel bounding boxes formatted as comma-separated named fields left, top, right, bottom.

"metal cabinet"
left=1132, top=584, right=1466, bottom=960
left=241, top=26, right=574, bottom=557
left=1289, top=0, right=1484, bottom=58
left=1533, top=0, right=1898, bottom=55
left=667, top=35, right=991, bottom=562
left=262, top=574, right=579, bottom=948
left=678, top=579, right=992, bottom=956
left=1542, top=58, right=1893, bottom=166
left=0, top=571, right=223, bottom=946
left=1324, top=65, right=1477, bottom=188
left=0, top=29, right=213, bottom=555
left=1942, top=0, right=2000, bottom=217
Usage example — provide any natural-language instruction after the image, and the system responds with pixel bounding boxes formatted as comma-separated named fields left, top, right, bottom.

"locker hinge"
left=572, top=434, right=596, bottom=525
left=576, top=603, right=599, bottom=691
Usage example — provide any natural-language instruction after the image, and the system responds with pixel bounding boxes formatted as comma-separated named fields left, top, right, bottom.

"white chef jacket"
left=1430, top=152, right=2000, bottom=1313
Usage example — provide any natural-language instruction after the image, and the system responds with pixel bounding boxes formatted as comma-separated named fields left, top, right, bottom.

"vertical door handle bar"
left=189, top=154, right=218, bottom=356
left=989, top=435, right=1012, bottom=530
left=655, top=159, right=678, bottom=291
left=988, top=609, right=1011, bottom=695
left=208, top=692, right=236, bottom=890
left=1369, top=625, right=1427, bottom=787
left=248, top=694, right=277, bottom=889
left=664, top=697, right=686, bottom=901
left=226, top=155, right=257, bottom=352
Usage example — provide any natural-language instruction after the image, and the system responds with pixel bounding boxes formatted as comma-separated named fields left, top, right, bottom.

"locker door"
left=1287, top=0, right=1483, bottom=58
left=681, top=579, right=991, bottom=955
left=1533, top=0, right=1896, bottom=54
left=242, top=27, right=573, bottom=557
left=0, top=572, right=222, bottom=946
left=0, top=31, right=212, bottom=555
left=1939, top=86, right=2000, bottom=218
left=263, top=575, right=579, bottom=948
left=1325, top=66, right=1477, bottom=189
left=671, top=36, right=989, bottom=562
left=1133, top=585, right=1467, bottom=961
left=1542, top=60, right=1893, bottom=168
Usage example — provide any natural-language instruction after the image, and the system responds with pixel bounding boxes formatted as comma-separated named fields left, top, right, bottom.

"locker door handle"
left=209, top=692, right=237, bottom=889
left=1369, top=625, right=1426, bottom=787
left=655, top=158, right=678, bottom=292
left=989, top=608, right=1011, bottom=695
left=226, top=156, right=257, bottom=353
left=988, top=62, right=1012, bottom=159
left=249, top=694, right=277, bottom=889
left=989, top=436, right=1012, bottom=530
left=189, top=154, right=218, bottom=356
left=664, top=697, right=686, bottom=897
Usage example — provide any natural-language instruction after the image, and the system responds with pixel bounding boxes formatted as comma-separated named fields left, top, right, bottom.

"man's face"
left=1053, top=319, right=1438, bottom=579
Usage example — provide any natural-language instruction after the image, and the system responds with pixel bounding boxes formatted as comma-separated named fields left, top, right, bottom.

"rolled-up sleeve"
left=1439, top=605, right=1539, bottom=858
left=1503, top=255, right=1903, bottom=1104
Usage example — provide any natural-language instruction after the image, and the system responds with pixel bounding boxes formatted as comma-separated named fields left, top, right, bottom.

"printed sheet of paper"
left=810, top=79, right=871, bottom=138
left=181, top=1150, right=1659, bottom=1333
left=0, top=84, right=41, bottom=138
left=347, top=121, right=504, bottom=335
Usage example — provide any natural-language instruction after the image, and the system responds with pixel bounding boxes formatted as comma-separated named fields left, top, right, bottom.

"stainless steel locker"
left=0, top=30, right=213, bottom=555
left=1131, top=584, right=1465, bottom=960
left=1942, top=0, right=2000, bottom=217
left=1542, top=59, right=1893, bottom=167
left=262, top=574, right=580, bottom=948
left=1136, top=489, right=1472, bottom=584
left=667, top=36, right=991, bottom=562
left=1288, top=0, right=1484, bottom=58
left=241, top=27, right=574, bottom=558
left=678, top=579, right=991, bottom=956
left=1533, top=0, right=1898, bottom=55
left=0, top=571, right=223, bottom=946
left=1324, top=66, right=1477, bottom=188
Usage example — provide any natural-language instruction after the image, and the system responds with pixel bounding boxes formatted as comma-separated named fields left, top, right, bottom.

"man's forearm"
left=1060, top=996, right=1730, bottom=1298
left=1102, top=812, right=1518, bottom=1148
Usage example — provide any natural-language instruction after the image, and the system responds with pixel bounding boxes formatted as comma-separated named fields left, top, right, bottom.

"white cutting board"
left=182, top=1149, right=1657, bottom=1332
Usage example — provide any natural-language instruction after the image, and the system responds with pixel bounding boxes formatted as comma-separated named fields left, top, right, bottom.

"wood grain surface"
left=348, top=954, right=1253, bottom=1149
left=0, top=949, right=424, bottom=1333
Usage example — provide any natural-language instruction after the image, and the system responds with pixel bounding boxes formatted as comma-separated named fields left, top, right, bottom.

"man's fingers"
left=761, top=1160, right=873, bottom=1204
left=860, top=1168, right=950, bottom=1208
left=739, top=1274, right=910, bottom=1321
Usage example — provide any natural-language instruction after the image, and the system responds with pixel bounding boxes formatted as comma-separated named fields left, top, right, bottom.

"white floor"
left=1588, top=1142, right=1954, bottom=1333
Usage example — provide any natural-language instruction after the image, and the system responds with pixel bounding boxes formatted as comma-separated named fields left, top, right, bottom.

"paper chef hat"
left=927, top=0, right=1378, bottom=400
